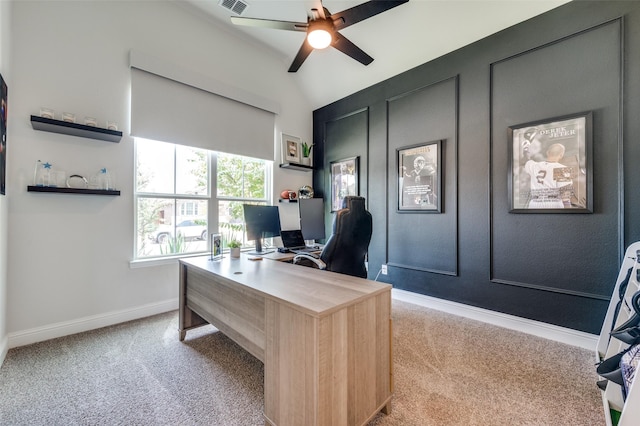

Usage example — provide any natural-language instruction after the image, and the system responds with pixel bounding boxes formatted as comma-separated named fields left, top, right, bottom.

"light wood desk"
left=179, top=255, right=393, bottom=426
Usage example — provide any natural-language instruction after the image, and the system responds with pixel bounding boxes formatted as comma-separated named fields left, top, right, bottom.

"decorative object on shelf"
left=34, top=160, right=52, bottom=187
left=98, top=168, right=113, bottom=190
left=62, top=112, right=76, bottom=123
left=281, top=133, right=301, bottom=164
left=40, top=107, right=55, bottom=120
left=1, top=73, right=7, bottom=196
left=228, top=239, right=242, bottom=258
left=89, top=168, right=113, bottom=190
left=397, top=140, right=442, bottom=213
left=280, top=189, right=297, bottom=200
left=330, top=157, right=358, bottom=211
left=509, top=111, right=593, bottom=213
left=30, top=115, right=122, bottom=143
left=66, top=174, right=88, bottom=189
left=84, top=116, right=98, bottom=127
left=299, top=185, right=314, bottom=199
left=300, top=141, right=314, bottom=166
left=106, top=121, right=118, bottom=131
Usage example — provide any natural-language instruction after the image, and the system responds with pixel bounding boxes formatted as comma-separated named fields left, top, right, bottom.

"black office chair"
left=294, top=196, right=372, bottom=278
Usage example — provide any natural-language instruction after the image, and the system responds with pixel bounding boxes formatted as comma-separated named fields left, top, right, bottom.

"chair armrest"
left=293, top=253, right=327, bottom=270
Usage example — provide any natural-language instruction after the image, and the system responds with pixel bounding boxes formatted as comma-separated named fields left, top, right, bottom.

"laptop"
left=280, top=230, right=316, bottom=253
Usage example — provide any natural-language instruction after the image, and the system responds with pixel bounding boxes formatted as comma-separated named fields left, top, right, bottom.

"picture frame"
left=330, top=156, right=359, bottom=212
left=0, top=73, right=6, bottom=196
left=508, top=111, right=593, bottom=213
left=281, top=133, right=301, bottom=164
left=397, top=140, right=442, bottom=212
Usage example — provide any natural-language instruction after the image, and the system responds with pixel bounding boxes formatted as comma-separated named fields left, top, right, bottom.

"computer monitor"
left=299, top=198, right=325, bottom=243
left=243, top=204, right=281, bottom=255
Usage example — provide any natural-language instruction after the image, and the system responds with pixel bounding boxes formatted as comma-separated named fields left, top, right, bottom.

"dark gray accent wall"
left=313, top=1, right=637, bottom=334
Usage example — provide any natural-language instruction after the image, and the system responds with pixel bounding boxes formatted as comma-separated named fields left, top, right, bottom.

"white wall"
left=0, top=0, right=11, bottom=363
left=6, top=1, right=313, bottom=347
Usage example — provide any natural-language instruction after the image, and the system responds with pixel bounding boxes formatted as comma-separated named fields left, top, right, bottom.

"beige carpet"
left=0, top=300, right=603, bottom=425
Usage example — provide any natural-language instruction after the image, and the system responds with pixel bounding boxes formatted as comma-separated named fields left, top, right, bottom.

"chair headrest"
left=341, top=196, right=366, bottom=211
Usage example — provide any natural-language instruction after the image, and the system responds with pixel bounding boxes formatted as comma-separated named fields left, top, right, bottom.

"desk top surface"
left=180, top=255, right=391, bottom=317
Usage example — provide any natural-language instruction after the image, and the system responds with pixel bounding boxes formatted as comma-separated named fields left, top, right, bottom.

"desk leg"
left=178, top=263, right=209, bottom=341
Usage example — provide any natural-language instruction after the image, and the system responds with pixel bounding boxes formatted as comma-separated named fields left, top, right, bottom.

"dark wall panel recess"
left=313, top=2, right=639, bottom=334
left=490, top=20, right=621, bottom=300
left=387, top=77, right=458, bottom=275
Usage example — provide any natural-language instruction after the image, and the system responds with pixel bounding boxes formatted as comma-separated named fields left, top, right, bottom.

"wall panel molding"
left=489, top=18, right=623, bottom=296
left=385, top=76, right=459, bottom=276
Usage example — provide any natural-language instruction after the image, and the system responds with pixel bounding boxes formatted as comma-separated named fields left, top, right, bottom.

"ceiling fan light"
left=307, top=29, right=332, bottom=49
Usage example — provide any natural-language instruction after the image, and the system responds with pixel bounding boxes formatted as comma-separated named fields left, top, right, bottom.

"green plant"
left=301, top=141, right=314, bottom=158
left=159, top=233, right=187, bottom=254
left=227, top=239, right=242, bottom=248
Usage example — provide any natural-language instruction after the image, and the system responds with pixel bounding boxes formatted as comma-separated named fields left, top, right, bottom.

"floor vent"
left=219, top=0, right=249, bottom=16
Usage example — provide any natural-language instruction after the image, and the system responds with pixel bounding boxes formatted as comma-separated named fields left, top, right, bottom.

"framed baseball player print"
left=397, top=140, right=442, bottom=212
left=508, top=111, right=593, bottom=213
left=330, top=157, right=359, bottom=212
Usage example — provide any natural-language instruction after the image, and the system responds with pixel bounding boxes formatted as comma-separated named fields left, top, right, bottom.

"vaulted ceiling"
left=180, top=0, right=569, bottom=108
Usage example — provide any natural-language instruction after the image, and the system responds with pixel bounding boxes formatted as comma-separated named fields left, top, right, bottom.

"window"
left=134, top=138, right=270, bottom=259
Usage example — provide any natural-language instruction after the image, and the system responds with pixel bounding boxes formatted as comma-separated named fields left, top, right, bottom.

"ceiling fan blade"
left=288, top=40, right=314, bottom=72
left=331, top=32, right=374, bottom=66
left=331, top=0, right=409, bottom=31
left=230, top=16, right=307, bottom=32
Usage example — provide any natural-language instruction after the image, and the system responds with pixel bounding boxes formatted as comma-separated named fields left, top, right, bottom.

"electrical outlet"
left=381, top=264, right=388, bottom=275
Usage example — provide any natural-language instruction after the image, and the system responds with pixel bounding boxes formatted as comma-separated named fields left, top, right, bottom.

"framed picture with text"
left=508, top=111, right=593, bottom=213
left=397, top=140, right=442, bottom=212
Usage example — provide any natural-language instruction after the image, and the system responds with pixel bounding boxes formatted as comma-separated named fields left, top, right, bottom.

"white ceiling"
left=180, top=0, right=570, bottom=109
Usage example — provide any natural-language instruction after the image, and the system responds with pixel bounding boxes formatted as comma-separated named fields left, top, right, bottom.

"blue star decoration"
left=100, top=168, right=107, bottom=173
left=43, top=162, right=52, bottom=169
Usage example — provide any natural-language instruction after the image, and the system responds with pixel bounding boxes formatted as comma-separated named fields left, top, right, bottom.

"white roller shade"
left=130, top=52, right=277, bottom=161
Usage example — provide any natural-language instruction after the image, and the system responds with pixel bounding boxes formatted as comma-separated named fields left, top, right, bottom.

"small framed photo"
left=330, top=156, right=359, bottom=211
left=508, top=111, right=593, bottom=213
left=397, top=140, right=442, bottom=212
left=281, top=133, right=301, bottom=164
left=210, top=233, right=222, bottom=260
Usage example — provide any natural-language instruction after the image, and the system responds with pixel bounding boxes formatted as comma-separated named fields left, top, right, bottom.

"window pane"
left=137, top=197, right=175, bottom=258
left=176, top=145, right=208, bottom=195
left=136, top=197, right=209, bottom=258
left=217, top=153, right=267, bottom=199
left=136, top=139, right=175, bottom=194
left=243, top=158, right=267, bottom=199
left=217, top=153, right=243, bottom=197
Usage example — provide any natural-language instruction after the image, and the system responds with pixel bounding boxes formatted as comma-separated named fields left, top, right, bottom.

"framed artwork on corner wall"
left=0, top=73, right=6, bottom=196
left=508, top=111, right=593, bottom=213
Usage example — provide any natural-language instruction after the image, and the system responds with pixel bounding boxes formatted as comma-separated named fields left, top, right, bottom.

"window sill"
left=129, top=252, right=208, bottom=269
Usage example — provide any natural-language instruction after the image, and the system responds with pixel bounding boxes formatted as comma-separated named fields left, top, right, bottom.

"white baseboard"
left=7, top=298, right=179, bottom=349
left=392, top=289, right=599, bottom=351
left=5, top=292, right=598, bottom=353
left=0, top=334, right=8, bottom=367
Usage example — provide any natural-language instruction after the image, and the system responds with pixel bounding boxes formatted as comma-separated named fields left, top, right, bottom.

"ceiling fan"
left=230, top=0, right=409, bottom=72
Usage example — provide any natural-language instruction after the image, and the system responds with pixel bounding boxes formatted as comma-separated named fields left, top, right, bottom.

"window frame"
left=133, top=139, right=272, bottom=261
